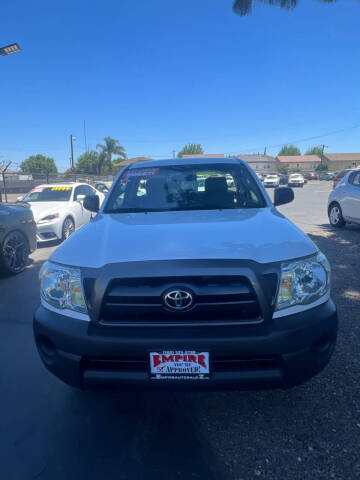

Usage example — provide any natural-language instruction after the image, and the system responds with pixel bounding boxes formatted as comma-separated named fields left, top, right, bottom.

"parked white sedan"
left=21, top=183, right=105, bottom=242
left=263, top=174, right=280, bottom=188
left=328, top=169, right=360, bottom=227
left=288, top=173, right=305, bottom=188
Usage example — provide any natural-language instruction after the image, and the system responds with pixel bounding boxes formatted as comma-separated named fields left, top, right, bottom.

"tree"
left=20, top=154, right=58, bottom=174
left=96, top=137, right=127, bottom=174
left=277, top=145, right=301, bottom=156
left=316, top=164, right=328, bottom=172
left=233, top=0, right=338, bottom=17
left=177, top=143, right=204, bottom=158
left=75, top=151, right=100, bottom=174
left=305, top=146, right=324, bottom=156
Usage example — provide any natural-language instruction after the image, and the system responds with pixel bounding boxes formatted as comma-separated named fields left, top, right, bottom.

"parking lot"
left=1, top=181, right=359, bottom=480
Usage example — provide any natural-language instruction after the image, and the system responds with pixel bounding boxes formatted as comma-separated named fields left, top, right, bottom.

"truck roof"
left=128, top=157, right=245, bottom=169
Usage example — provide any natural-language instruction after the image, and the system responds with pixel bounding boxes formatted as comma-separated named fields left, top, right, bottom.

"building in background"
left=236, top=154, right=277, bottom=172
left=112, top=156, right=153, bottom=174
left=181, top=154, right=225, bottom=158
left=276, top=155, right=321, bottom=172
left=323, top=153, right=360, bottom=171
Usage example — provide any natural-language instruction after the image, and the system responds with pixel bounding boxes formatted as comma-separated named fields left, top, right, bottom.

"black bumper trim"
left=33, top=299, right=337, bottom=390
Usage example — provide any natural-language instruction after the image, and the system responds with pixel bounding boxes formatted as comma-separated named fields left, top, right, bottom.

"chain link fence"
left=0, top=171, right=114, bottom=202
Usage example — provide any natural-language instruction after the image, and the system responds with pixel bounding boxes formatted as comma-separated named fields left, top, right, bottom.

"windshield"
left=105, top=163, right=265, bottom=213
left=23, top=186, right=72, bottom=202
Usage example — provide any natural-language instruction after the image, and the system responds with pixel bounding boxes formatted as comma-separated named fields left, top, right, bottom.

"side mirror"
left=17, top=196, right=24, bottom=202
left=274, top=186, right=294, bottom=207
left=83, top=195, right=99, bottom=213
left=77, top=194, right=86, bottom=202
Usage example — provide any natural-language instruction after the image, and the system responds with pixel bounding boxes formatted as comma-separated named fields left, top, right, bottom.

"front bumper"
left=33, top=300, right=338, bottom=391
left=288, top=182, right=304, bottom=187
left=27, top=223, right=37, bottom=252
left=36, top=220, right=62, bottom=242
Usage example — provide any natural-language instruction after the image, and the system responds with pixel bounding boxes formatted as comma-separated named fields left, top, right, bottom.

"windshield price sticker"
left=30, top=187, right=46, bottom=193
left=124, top=168, right=159, bottom=179
left=150, top=351, right=210, bottom=380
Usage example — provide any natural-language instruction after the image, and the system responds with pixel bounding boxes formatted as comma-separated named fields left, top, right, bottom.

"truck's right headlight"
left=39, top=261, right=87, bottom=313
left=276, top=252, right=330, bottom=311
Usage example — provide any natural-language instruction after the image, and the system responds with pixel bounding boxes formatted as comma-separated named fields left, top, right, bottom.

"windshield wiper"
left=105, top=206, right=249, bottom=213
left=105, top=207, right=165, bottom=214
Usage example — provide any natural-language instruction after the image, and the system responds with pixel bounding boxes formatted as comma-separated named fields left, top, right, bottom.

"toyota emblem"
left=163, top=289, right=194, bottom=311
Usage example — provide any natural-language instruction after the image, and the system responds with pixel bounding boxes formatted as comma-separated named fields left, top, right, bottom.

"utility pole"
left=1, top=161, right=12, bottom=202
left=83, top=120, right=88, bottom=152
left=320, top=144, right=328, bottom=166
left=70, top=135, right=76, bottom=170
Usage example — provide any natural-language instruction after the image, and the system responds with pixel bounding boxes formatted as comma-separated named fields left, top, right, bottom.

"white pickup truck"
left=34, top=157, right=337, bottom=390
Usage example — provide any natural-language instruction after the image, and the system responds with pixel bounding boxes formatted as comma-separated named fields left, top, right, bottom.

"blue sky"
left=1, top=0, right=360, bottom=171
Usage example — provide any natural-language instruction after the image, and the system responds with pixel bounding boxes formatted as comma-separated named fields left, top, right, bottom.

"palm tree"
left=233, top=0, right=337, bottom=16
left=96, top=137, right=127, bottom=174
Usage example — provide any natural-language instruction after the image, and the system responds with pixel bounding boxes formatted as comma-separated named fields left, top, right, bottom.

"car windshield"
left=23, top=186, right=72, bottom=202
left=105, top=163, right=266, bottom=213
left=266, top=175, right=277, bottom=179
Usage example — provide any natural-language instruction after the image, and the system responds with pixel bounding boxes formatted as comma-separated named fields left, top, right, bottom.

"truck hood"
left=50, top=208, right=317, bottom=268
left=27, top=202, right=66, bottom=222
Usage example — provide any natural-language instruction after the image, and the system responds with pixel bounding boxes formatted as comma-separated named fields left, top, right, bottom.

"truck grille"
left=97, top=275, right=263, bottom=326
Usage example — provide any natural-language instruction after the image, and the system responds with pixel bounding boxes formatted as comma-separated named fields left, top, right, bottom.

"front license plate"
left=150, top=350, right=210, bottom=380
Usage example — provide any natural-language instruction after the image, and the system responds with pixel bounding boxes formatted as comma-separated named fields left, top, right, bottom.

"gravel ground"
left=186, top=225, right=360, bottom=480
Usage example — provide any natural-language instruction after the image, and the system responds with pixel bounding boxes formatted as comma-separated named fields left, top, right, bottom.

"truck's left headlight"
left=276, top=252, right=330, bottom=311
left=39, top=261, right=87, bottom=313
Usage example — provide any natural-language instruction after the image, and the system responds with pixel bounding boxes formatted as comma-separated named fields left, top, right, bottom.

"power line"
left=2, top=121, right=360, bottom=168
left=2, top=121, right=360, bottom=154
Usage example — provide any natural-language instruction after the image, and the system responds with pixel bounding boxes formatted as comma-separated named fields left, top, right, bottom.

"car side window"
left=350, top=172, right=360, bottom=187
left=96, top=184, right=109, bottom=193
left=85, top=185, right=96, bottom=196
left=73, top=185, right=88, bottom=200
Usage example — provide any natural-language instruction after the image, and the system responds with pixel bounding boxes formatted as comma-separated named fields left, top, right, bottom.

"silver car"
left=328, top=169, right=360, bottom=227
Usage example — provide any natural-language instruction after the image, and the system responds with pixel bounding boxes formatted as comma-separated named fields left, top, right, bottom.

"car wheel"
left=62, top=217, right=75, bottom=241
left=329, top=203, right=345, bottom=228
left=0, top=230, right=29, bottom=275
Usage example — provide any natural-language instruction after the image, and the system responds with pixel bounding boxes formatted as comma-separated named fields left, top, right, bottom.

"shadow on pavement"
left=309, top=224, right=360, bottom=312
left=36, top=239, right=61, bottom=249
left=183, top=225, right=360, bottom=480
left=0, top=261, right=226, bottom=480
left=44, top=389, right=225, bottom=480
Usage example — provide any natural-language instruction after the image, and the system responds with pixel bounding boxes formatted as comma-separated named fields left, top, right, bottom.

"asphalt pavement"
left=1, top=181, right=359, bottom=480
